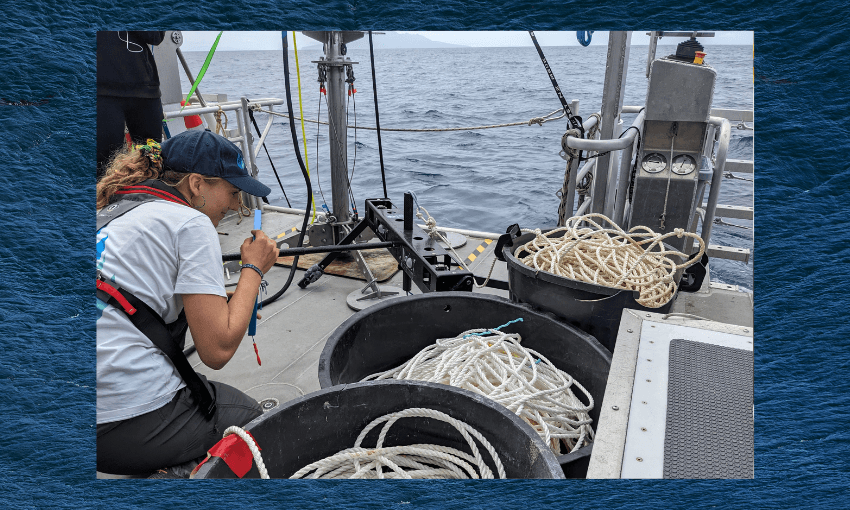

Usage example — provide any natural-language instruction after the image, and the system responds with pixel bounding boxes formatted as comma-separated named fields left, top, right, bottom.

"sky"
left=179, top=31, right=754, bottom=52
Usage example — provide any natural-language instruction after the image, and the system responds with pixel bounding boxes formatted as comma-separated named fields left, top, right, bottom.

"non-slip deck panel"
left=663, top=339, right=754, bottom=478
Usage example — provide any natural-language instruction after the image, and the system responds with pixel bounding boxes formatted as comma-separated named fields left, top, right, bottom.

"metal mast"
left=593, top=31, right=632, bottom=217
left=303, top=31, right=363, bottom=244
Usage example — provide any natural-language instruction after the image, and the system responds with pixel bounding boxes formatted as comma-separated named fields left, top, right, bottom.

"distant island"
left=181, top=31, right=468, bottom=52
left=288, top=32, right=467, bottom=50
left=346, top=32, right=467, bottom=49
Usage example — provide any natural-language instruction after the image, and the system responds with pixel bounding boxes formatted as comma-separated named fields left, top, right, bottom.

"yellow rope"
left=213, top=106, right=228, bottom=135
left=517, top=214, right=706, bottom=308
left=292, top=31, right=317, bottom=224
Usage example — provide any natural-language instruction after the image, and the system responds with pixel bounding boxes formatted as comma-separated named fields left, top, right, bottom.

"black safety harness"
left=96, top=180, right=216, bottom=419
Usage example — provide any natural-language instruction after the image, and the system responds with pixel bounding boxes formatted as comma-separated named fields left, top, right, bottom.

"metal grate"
left=663, top=339, right=753, bottom=478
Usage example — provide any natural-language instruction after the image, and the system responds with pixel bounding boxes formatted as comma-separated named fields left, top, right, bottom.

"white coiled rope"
left=222, top=425, right=270, bottom=479
left=363, top=325, right=595, bottom=454
left=290, top=408, right=506, bottom=479
left=517, top=213, right=705, bottom=308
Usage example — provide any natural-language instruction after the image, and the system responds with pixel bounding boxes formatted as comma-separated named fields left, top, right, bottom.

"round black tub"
left=502, top=231, right=676, bottom=352
left=193, top=380, right=564, bottom=479
left=318, top=292, right=611, bottom=477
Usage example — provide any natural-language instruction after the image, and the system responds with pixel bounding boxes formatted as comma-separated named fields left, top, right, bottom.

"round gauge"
left=671, top=154, right=697, bottom=175
left=641, top=153, right=667, bottom=173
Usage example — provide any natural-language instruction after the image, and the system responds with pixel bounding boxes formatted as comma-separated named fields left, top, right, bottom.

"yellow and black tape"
left=464, top=238, right=494, bottom=266
left=276, top=226, right=299, bottom=239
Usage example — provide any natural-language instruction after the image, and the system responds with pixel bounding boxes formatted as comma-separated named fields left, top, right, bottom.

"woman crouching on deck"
left=95, top=129, right=278, bottom=476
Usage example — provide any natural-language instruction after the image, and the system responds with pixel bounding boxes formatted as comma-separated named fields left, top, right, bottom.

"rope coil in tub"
left=363, top=326, right=595, bottom=455
left=290, top=408, right=506, bottom=479
left=516, top=213, right=705, bottom=308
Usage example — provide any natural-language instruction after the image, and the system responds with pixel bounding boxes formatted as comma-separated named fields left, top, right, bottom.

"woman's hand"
left=240, top=229, right=278, bottom=274
left=183, top=230, right=277, bottom=370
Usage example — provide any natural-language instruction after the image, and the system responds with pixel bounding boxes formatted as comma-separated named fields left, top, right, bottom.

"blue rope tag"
left=463, top=318, right=524, bottom=339
left=521, top=357, right=542, bottom=370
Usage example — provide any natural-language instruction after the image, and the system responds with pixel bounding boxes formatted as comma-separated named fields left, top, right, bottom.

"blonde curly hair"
left=96, top=143, right=220, bottom=210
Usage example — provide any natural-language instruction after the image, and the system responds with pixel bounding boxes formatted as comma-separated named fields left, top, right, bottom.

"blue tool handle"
left=248, top=209, right=262, bottom=336
left=253, top=209, right=262, bottom=232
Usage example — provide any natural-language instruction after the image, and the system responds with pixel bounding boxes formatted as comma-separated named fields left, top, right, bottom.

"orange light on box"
left=694, top=51, right=706, bottom=65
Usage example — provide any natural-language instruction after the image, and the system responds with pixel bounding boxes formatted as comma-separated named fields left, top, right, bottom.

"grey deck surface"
left=588, top=313, right=754, bottom=479
left=664, top=339, right=754, bottom=478
left=189, top=209, right=511, bottom=408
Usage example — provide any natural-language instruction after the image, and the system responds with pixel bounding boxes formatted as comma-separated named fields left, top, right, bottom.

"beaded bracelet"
left=241, top=263, right=264, bottom=279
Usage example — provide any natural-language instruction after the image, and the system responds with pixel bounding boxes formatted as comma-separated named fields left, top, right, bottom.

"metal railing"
left=163, top=97, right=285, bottom=209
left=163, top=98, right=284, bottom=155
left=562, top=104, right=752, bottom=255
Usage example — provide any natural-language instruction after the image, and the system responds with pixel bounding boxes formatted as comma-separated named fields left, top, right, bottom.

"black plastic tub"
left=502, top=231, right=676, bottom=352
left=318, top=292, right=611, bottom=478
left=193, top=380, right=564, bottom=479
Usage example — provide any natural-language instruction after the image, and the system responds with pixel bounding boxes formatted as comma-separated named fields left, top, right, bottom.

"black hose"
left=258, top=31, right=314, bottom=308
left=368, top=31, right=388, bottom=199
left=223, top=241, right=395, bottom=261
left=247, top=100, right=292, bottom=207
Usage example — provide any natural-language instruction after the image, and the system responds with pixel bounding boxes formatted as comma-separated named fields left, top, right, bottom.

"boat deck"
left=587, top=311, right=754, bottom=478
left=193, top=208, right=753, bottom=413
left=99, top=206, right=753, bottom=479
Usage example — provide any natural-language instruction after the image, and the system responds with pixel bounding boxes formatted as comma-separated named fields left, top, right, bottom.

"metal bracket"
left=344, top=224, right=378, bottom=294
left=342, top=223, right=402, bottom=310
left=296, top=196, right=475, bottom=293
left=494, top=224, right=522, bottom=262
left=297, top=219, right=370, bottom=289
left=310, top=60, right=360, bottom=67
left=366, top=197, right=474, bottom=293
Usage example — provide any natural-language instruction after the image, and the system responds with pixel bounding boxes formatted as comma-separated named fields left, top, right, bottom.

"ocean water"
left=2, top=1, right=849, bottom=508
left=179, top=43, right=754, bottom=290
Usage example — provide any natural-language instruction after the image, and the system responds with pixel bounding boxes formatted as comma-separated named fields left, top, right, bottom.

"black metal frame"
left=298, top=194, right=475, bottom=293
left=365, top=196, right=474, bottom=293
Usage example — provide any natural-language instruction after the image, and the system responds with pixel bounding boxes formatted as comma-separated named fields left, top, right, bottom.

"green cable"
left=180, top=31, right=222, bottom=112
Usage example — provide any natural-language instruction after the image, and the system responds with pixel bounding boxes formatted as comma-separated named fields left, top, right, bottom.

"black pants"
left=96, top=375, right=263, bottom=475
left=97, top=95, right=164, bottom=178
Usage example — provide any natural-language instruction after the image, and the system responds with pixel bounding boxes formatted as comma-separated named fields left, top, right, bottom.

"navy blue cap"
left=160, top=129, right=271, bottom=198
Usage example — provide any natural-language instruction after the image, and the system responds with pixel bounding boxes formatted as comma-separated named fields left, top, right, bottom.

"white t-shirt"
left=96, top=199, right=226, bottom=424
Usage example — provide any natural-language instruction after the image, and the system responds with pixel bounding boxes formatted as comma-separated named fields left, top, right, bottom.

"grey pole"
left=176, top=48, right=207, bottom=107
left=646, top=32, right=659, bottom=78
left=592, top=31, right=632, bottom=217
left=559, top=99, right=580, bottom=224
left=240, top=96, right=261, bottom=210
left=324, top=32, right=351, bottom=228
left=235, top=98, right=257, bottom=210
left=700, top=117, right=731, bottom=248
left=612, top=109, right=646, bottom=225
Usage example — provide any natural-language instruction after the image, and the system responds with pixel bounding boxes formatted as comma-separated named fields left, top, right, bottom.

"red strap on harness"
left=96, top=279, right=137, bottom=315
left=114, top=185, right=190, bottom=206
